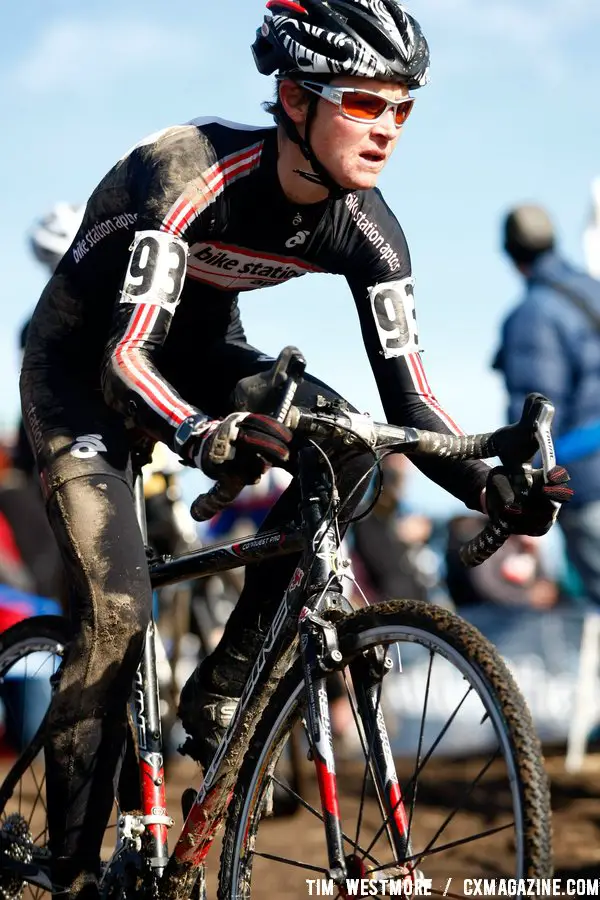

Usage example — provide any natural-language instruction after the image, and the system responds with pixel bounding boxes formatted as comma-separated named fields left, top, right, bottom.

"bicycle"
left=0, top=347, right=554, bottom=899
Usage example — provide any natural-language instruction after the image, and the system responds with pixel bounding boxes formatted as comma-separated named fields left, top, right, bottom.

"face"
left=288, top=75, right=412, bottom=191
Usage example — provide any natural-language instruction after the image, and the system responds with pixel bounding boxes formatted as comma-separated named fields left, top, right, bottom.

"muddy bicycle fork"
left=297, top=458, right=414, bottom=886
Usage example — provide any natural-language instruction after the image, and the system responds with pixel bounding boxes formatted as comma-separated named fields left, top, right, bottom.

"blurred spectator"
left=0, top=443, right=36, bottom=593
left=352, top=455, right=432, bottom=603
left=0, top=204, right=87, bottom=606
left=0, top=439, right=65, bottom=601
left=492, top=203, right=600, bottom=608
left=445, top=514, right=559, bottom=610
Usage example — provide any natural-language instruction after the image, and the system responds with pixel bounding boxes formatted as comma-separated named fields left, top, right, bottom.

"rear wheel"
left=0, top=617, right=145, bottom=899
left=218, top=600, right=552, bottom=899
left=0, top=615, right=68, bottom=899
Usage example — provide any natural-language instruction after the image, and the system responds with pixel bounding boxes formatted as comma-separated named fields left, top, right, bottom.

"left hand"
left=190, top=412, right=293, bottom=483
left=485, top=464, right=574, bottom=536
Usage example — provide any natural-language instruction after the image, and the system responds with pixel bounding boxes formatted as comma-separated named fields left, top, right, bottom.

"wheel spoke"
left=270, top=775, right=381, bottom=867
left=414, top=749, right=501, bottom=866
left=251, top=850, right=328, bottom=873
left=368, top=820, right=516, bottom=874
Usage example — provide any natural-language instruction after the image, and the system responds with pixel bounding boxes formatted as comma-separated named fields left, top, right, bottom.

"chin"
left=339, top=172, right=379, bottom=191
left=353, top=175, right=379, bottom=190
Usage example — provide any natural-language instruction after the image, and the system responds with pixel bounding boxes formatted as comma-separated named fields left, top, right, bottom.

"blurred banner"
left=386, top=606, right=595, bottom=756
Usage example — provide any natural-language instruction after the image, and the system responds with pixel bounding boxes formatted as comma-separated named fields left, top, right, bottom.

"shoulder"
left=119, top=123, right=203, bottom=164
left=340, top=187, right=405, bottom=234
left=122, top=118, right=273, bottom=173
left=186, top=116, right=274, bottom=146
left=333, top=188, right=410, bottom=280
left=185, top=117, right=273, bottom=159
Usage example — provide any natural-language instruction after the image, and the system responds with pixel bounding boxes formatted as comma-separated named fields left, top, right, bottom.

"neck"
left=276, top=128, right=330, bottom=205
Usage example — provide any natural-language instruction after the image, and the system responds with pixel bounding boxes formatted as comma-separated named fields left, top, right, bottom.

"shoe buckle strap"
left=205, top=698, right=238, bottom=727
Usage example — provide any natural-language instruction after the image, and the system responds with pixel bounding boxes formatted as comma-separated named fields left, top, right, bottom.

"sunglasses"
left=296, top=80, right=415, bottom=128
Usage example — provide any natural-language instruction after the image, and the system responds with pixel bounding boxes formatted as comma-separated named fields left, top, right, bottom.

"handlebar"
left=189, top=346, right=560, bottom=569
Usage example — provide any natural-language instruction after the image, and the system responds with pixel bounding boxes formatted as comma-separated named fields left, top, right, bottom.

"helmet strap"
left=279, top=96, right=349, bottom=200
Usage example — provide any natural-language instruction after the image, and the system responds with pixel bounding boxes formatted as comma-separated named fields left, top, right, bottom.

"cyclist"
left=19, top=2, right=572, bottom=896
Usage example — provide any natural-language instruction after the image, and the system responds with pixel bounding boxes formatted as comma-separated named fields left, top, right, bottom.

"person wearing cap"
left=494, top=203, right=600, bottom=605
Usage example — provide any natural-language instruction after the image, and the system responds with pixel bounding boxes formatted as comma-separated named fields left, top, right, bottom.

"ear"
left=278, top=79, right=310, bottom=126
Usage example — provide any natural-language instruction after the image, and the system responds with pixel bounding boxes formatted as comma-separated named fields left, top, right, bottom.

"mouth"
left=359, top=150, right=386, bottom=167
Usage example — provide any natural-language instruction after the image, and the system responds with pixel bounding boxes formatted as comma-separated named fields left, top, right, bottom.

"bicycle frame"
left=128, top=444, right=412, bottom=900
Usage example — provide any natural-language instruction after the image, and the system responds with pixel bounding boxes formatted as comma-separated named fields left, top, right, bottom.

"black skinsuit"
left=20, top=118, right=488, bottom=877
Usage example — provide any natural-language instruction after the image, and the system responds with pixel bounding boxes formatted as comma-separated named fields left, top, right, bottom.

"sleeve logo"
left=368, top=278, right=418, bottom=358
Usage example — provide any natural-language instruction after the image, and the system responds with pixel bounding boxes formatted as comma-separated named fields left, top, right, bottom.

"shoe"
left=177, top=666, right=238, bottom=771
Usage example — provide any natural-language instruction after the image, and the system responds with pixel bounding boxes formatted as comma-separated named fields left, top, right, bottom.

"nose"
left=371, top=106, right=398, bottom=141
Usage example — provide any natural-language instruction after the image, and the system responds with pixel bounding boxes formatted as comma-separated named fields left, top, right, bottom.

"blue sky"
left=1, top=0, right=599, bottom=513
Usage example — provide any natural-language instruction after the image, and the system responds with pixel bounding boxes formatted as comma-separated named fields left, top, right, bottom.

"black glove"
left=186, top=412, right=293, bottom=484
left=485, top=464, right=574, bottom=536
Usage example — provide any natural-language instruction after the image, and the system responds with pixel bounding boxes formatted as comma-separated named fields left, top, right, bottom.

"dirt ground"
left=165, top=748, right=600, bottom=899
left=4, top=747, right=600, bottom=899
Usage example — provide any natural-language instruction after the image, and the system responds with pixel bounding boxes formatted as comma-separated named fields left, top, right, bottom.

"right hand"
left=186, top=412, right=293, bottom=484
left=485, top=464, right=573, bottom=537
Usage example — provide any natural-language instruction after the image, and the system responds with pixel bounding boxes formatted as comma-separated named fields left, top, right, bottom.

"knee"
left=94, top=591, right=150, bottom=663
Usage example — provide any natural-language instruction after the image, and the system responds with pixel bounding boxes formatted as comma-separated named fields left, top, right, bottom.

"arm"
left=101, top=127, right=220, bottom=447
left=102, top=229, right=202, bottom=446
left=339, top=191, right=488, bottom=511
left=349, top=276, right=488, bottom=510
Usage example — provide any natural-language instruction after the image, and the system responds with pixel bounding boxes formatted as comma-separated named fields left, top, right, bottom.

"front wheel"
left=218, top=600, right=552, bottom=899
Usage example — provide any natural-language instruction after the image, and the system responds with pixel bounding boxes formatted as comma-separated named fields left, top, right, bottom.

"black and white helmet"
left=252, top=0, right=430, bottom=89
left=29, top=202, right=84, bottom=273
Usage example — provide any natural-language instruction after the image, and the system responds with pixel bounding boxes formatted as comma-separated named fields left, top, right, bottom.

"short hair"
left=262, top=81, right=284, bottom=123
left=262, top=74, right=333, bottom=124
left=503, top=204, right=555, bottom=265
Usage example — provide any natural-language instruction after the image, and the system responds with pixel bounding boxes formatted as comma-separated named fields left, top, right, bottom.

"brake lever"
left=272, top=350, right=306, bottom=423
left=532, top=398, right=556, bottom=478
left=532, top=397, right=560, bottom=511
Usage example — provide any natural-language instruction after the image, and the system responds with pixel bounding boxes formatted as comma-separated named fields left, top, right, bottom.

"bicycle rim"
left=219, top=601, right=552, bottom=899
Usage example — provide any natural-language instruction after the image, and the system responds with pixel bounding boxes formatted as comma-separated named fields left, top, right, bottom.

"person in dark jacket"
left=493, top=203, right=600, bottom=605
